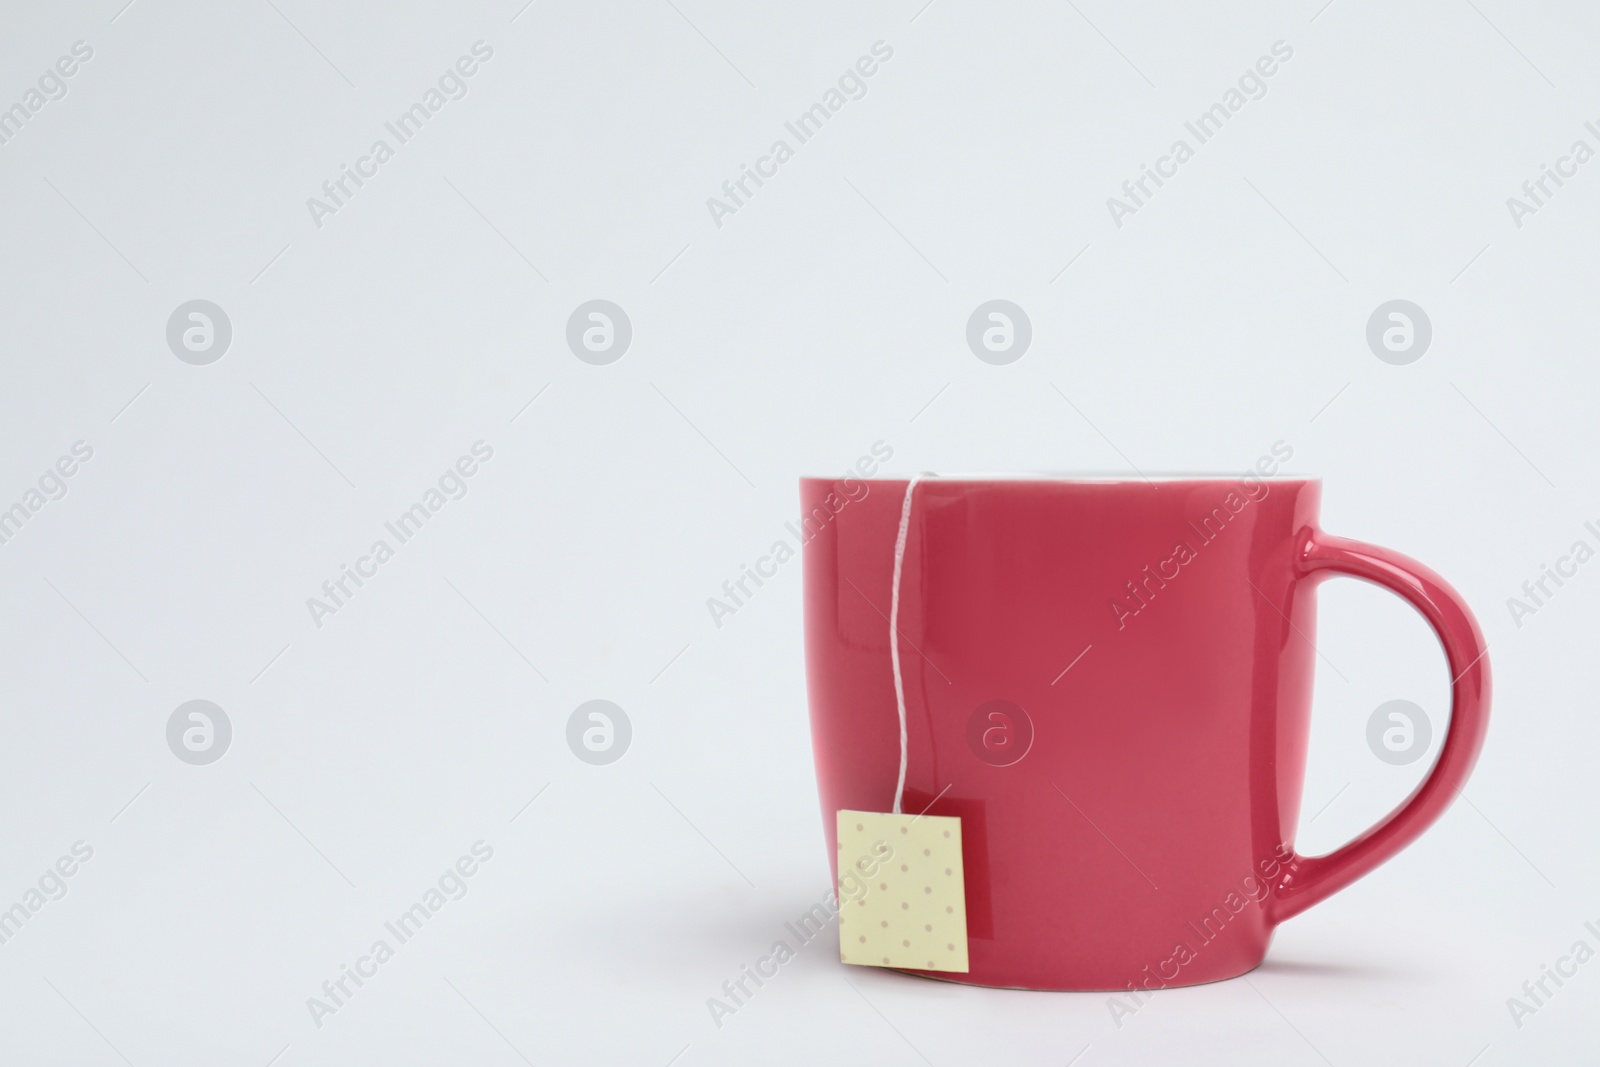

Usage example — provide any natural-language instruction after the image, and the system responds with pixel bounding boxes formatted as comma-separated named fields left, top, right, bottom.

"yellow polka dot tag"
left=835, top=809, right=968, bottom=973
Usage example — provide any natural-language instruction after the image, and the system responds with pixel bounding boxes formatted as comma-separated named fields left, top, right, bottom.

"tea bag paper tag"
left=836, top=809, right=968, bottom=973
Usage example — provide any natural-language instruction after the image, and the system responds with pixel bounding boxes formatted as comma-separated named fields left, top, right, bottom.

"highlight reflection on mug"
left=966, top=699, right=1033, bottom=767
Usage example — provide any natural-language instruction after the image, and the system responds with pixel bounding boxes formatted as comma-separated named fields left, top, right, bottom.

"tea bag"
left=837, top=474, right=969, bottom=973
left=837, top=809, right=969, bottom=972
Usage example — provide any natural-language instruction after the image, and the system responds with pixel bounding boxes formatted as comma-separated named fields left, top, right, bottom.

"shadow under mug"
left=801, top=473, right=1489, bottom=991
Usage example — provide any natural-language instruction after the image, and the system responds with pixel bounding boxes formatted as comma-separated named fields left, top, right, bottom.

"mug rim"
left=800, top=472, right=1320, bottom=484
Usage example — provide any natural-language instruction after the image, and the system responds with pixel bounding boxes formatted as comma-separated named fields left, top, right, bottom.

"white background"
left=0, top=1, right=1595, bottom=1064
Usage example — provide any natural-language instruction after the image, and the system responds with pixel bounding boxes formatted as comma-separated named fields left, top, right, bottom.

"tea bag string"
left=888, top=472, right=930, bottom=814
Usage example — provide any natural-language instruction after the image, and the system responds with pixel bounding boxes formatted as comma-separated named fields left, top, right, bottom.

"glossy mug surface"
left=801, top=472, right=1490, bottom=991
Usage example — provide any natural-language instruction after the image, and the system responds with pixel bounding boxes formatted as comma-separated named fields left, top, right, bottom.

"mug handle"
left=1268, top=531, right=1492, bottom=924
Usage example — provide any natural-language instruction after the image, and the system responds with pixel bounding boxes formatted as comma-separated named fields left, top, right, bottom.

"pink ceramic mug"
left=802, top=471, right=1490, bottom=990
